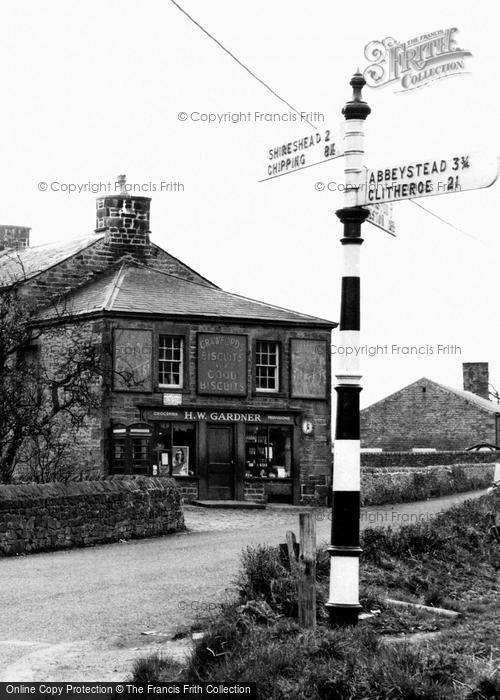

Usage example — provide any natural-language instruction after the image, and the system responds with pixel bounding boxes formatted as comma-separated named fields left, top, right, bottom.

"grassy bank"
left=132, top=492, right=500, bottom=699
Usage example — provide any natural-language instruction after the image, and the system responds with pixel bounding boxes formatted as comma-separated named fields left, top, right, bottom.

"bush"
left=361, top=464, right=494, bottom=507
left=234, top=545, right=297, bottom=617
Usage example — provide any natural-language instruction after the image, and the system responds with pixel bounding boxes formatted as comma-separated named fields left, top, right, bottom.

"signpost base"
left=325, top=603, right=362, bottom=627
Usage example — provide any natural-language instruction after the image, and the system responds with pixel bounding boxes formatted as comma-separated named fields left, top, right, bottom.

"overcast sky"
left=1, top=0, right=499, bottom=407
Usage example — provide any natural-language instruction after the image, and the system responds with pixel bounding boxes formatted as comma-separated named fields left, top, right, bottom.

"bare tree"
left=0, top=279, right=116, bottom=483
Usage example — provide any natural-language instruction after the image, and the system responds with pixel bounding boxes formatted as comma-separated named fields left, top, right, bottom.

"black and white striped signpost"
left=326, top=72, right=370, bottom=627
left=326, top=74, right=499, bottom=627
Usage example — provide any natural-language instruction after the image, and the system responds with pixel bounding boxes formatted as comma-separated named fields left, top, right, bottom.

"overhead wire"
left=170, top=0, right=487, bottom=245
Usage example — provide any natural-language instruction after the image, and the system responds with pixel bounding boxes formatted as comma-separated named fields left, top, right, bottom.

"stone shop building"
left=0, top=188, right=335, bottom=504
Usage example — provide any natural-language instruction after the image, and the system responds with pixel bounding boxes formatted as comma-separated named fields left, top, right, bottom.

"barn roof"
left=362, top=377, right=500, bottom=415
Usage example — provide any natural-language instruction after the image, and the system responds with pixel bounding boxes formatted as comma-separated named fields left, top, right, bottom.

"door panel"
left=207, top=425, right=234, bottom=500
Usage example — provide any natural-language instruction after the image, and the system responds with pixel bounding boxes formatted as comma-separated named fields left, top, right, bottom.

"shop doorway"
left=207, top=424, right=235, bottom=499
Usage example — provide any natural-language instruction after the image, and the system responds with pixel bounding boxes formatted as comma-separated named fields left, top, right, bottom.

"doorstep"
left=191, top=500, right=266, bottom=510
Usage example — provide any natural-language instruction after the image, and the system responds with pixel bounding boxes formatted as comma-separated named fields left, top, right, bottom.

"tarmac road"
left=0, top=489, right=487, bottom=682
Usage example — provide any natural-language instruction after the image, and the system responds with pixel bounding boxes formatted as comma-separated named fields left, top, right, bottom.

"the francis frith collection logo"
left=363, top=28, right=472, bottom=92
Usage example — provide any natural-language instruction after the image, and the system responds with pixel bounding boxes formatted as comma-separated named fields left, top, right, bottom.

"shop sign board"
left=143, top=408, right=296, bottom=424
left=113, top=328, right=152, bottom=392
left=197, top=333, right=248, bottom=396
left=291, top=339, right=328, bottom=399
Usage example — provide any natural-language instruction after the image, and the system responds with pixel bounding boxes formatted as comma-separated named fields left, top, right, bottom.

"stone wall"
left=0, top=477, right=185, bottom=556
left=244, top=480, right=265, bottom=503
left=360, top=450, right=498, bottom=468
left=15, top=319, right=107, bottom=481
left=176, top=478, right=199, bottom=503
left=360, top=463, right=495, bottom=507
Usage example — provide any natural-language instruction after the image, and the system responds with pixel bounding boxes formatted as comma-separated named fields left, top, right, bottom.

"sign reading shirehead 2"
left=357, top=150, right=499, bottom=206
left=262, top=127, right=343, bottom=181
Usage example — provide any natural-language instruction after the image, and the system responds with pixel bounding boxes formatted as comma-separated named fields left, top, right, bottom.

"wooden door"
left=207, top=425, right=234, bottom=500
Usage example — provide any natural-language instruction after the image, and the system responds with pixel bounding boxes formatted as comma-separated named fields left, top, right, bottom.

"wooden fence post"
left=298, top=512, right=316, bottom=628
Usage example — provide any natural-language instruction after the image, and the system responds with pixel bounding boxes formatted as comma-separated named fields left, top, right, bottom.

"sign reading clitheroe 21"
left=356, top=150, right=499, bottom=206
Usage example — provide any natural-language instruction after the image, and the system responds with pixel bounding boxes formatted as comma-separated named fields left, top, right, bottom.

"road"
left=0, top=490, right=486, bottom=681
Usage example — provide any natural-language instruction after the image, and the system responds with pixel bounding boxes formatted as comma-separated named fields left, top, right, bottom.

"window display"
left=154, top=422, right=196, bottom=476
left=245, top=425, right=292, bottom=479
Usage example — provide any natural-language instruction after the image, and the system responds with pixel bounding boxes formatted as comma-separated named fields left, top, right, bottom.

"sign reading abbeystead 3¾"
left=357, top=150, right=499, bottom=206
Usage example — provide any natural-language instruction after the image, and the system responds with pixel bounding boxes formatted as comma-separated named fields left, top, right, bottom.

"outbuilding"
left=361, top=363, right=500, bottom=451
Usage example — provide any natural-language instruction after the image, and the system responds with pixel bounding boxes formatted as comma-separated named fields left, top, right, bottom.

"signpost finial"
left=343, top=71, right=371, bottom=120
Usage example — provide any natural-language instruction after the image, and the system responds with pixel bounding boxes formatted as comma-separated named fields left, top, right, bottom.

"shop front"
left=111, top=406, right=302, bottom=503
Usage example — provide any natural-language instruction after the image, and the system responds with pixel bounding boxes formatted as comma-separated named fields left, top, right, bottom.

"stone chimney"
left=463, top=362, right=489, bottom=400
left=95, top=175, right=151, bottom=248
left=0, top=225, right=30, bottom=251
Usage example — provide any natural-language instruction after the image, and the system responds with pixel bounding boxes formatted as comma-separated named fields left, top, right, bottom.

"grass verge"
left=130, top=492, right=500, bottom=699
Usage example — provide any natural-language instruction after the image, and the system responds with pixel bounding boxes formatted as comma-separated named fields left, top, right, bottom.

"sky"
left=0, top=0, right=499, bottom=407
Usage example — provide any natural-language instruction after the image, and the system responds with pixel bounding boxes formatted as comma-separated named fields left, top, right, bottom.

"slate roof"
left=38, top=262, right=336, bottom=327
left=433, top=379, right=500, bottom=415
left=363, top=377, right=500, bottom=415
left=0, top=233, right=104, bottom=286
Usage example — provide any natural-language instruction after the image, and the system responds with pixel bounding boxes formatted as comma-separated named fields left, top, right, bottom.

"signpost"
left=358, top=150, right=499, bottom=206
left=328, top=73, right=499, bottom=628
left=261, top=126, right=344, bottom=182
left=261, top=71, right=499, bottom=628
left=366, top=202, right=396, bottom=236
left=327, top=73, right=370, bottom=627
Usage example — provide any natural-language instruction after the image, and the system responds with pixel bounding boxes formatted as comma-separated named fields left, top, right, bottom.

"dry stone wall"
left=0, top=477, right=185, bottom=556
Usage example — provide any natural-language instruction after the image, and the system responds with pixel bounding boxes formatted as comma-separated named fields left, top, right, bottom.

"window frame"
left=254, top=339, right=280, bottom=394
left=153, top=421, right=197, bottom=478
left=111, top=422, right=153, bottom=475
left=244, top=424, right=293, bottom=480
left=158, top=334, right=185, bottom=390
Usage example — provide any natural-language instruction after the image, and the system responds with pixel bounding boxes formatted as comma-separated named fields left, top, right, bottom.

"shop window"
left=255, top=341, right=279, bottom=392
left=111, top=423, right=152, bottom=474
left=245, top=425, right=292, bottom=479
left=159, top=336, right=184, bottom=388
left=153, top=421, right=196, bottom=477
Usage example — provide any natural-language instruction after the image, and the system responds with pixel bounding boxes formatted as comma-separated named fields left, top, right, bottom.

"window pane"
left=269, top=427, right=292, bottom=478
left=245, top=425, right=291, bottom=479
left=159, top=336, right=183, bottom=387
left=112, top=437, right=127, bottom=474
left=255, top=341, right=278, bottom=391
left=131, top=437, right=150, bottom=474
left=172, top=422, right=196, bottom=476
